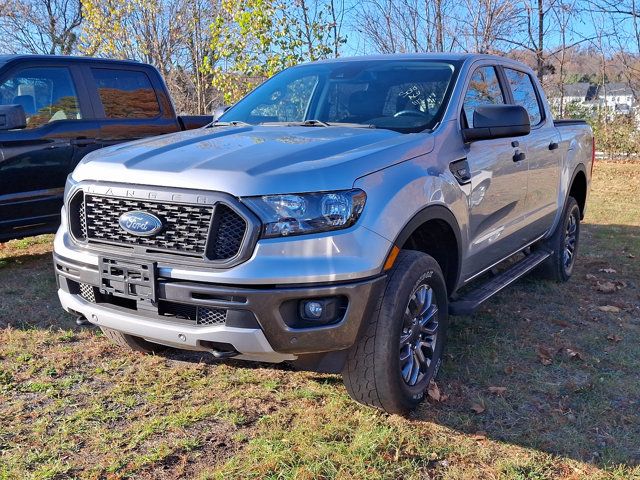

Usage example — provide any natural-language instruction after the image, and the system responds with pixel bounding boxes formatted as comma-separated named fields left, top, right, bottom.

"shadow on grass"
left=413, top=223, right=640, bottom=468
left=1, top=224, right=638, bottom=469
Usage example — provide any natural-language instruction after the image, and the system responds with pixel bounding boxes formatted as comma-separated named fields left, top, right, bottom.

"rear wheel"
left=99, top=326, right=166, bottom=354
left=342, top=250, right=448, bottom=414
left=536, top=196, right=581, bottom=282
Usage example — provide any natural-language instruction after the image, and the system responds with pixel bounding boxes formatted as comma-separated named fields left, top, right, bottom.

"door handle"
left=71, top=138, right=96, bottom=147
left=548, top=142, right=559, bottom=150
left=513, top=151, right=526, bottom=162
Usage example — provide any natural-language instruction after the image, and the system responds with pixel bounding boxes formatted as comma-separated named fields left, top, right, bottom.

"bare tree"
left=588, top=0, right=640, bottom=100
left=328, top=0, right=349, bottom=57
left=356, top=0, right=456, bottom=53
left=495, top=0, right=555, bottom=81
left=548, top=0, right=578, bottom=115
left=179, top=0, right=217, bottom=114
left=454, top=0, right=520, bottom=53
left=0, top=0, right=82, bottom=55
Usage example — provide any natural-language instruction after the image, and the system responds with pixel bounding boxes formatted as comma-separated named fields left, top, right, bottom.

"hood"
left=73, top=125, right=435, bottom=196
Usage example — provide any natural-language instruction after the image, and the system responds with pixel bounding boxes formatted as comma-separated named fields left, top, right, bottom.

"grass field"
left=1, top=161, right=639, bottom=479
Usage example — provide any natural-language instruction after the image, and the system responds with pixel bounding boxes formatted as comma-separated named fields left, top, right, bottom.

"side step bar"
left=449, top=250, right=552, bottom=316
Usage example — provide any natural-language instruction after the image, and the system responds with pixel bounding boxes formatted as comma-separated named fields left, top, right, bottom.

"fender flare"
left=391, top=204, right=463, bottom=293
left=567, top=163, right=587, bottom=218
left=570, top=163, right=587, bottom=186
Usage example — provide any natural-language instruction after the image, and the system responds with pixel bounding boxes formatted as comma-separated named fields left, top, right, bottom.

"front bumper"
left=55, top=252, right=386, bottom=362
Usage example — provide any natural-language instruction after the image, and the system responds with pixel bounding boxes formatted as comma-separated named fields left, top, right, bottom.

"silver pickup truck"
left=53, top=54, right=593, bottom=413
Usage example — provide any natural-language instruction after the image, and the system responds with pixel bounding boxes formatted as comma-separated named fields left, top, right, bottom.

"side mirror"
left=463, top=105, right=530, bottom=143
left=0, top=104, right=26, bottom=130
left=212, top=105, right=230, bottom=121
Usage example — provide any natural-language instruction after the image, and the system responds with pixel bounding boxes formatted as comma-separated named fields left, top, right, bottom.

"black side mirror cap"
left=0, top=104, right=26, bottom=130
left=463, top=104, right=531, bottom=143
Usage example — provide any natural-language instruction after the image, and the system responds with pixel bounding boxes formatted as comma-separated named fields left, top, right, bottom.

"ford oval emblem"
left=118, top=211, right=163, bottom=237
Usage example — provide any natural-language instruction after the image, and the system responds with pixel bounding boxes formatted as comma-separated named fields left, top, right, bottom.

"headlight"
left=243, top=189, right=366, bottom=238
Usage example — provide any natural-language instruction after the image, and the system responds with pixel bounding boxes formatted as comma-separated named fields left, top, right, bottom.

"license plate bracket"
left=99, top=256, right=157, bottom=304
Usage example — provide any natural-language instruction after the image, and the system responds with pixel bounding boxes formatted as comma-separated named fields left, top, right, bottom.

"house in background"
left=548, top=81, right=636, bottom=118
left=595, top=83, right=635, bottom=114
left=547, top=82, right=596, bottom=115
left=563, top=82, right=593, bottom=104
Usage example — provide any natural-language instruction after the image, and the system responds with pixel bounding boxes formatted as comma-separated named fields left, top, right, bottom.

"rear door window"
left=91, top=68, right=160, bottom=119
left=503, top=68, right=543, bottom=125
left=0, top=67, right=82, bottom=128
left=462, top=66, right=504, bottom=127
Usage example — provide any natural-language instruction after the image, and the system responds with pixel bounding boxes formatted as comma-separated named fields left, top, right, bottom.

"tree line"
left=1, top=1, right=640, bottom=133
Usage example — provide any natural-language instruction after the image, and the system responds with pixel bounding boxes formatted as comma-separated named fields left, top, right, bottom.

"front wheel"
left=342, top=250, right=449, bottom=414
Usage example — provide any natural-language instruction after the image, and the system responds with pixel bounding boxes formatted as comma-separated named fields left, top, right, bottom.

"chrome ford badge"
left=118, top=211, right=163, bottom=237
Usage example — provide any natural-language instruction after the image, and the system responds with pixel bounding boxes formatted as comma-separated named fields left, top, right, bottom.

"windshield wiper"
left=208, top=120, right=250, bottom=127
left=260, top=120, right=329, bottom=127
left=260, top=120, right=376, bottom=129
left=324, top=122, right=377, bottom=129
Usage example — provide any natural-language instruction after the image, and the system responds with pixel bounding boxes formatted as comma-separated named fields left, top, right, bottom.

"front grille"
left=196, top=306, right=227, bottom=325
left=79, top=283, right=96, bottom=303
left=76, top=194, right=248, bottom=261
left=78, top=199, right=87, bottom=238
left=208, top=205, right=247, bottom=260
left=159, top=301, right=227, bottom=326
left=85, top=195, right=213, bottom=256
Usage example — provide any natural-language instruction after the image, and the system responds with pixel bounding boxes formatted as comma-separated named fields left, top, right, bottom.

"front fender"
left=353, top=153, right=468, bottom=282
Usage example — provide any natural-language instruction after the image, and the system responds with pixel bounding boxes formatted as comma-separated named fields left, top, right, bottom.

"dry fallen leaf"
left=488, top=386, right=507, bottom=395
left=595, top=281, right=617, bottom=293
left=585, top=273, right=597, bottom=280
left=599, top=268, right=617, bottom=274
left=598, top=305, right=620, bottom=313
left=552, top=319, right=571, bottom=328
left=471, top=402, right=486, bottom=414
left=427, top=381, right=441, bottom=402
left=566, top=348, right=585, bottom=361
left=504, top=365, right=514, bottom=375
left=537, top=346, right=554, bottom=365
left=607, top=334, right=622, bottom=343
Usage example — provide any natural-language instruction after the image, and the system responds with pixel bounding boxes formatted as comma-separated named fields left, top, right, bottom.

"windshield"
left=219, top=59, right=460, bottom=133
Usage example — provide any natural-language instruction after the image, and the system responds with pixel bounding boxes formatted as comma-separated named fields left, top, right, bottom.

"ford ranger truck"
left=53, top=54, right=593, bottom=414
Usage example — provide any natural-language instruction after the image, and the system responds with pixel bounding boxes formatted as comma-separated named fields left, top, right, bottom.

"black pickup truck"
left=0, top=55, right=213, bottom=242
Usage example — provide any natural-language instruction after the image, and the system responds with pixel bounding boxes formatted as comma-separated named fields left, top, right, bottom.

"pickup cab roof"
left=311, top=52, right=519, bottom=64
left=0, top=54, right=144, bottom=68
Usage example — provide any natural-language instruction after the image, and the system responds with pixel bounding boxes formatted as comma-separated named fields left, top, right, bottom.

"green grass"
left=1, top=162, right=639, bottom=479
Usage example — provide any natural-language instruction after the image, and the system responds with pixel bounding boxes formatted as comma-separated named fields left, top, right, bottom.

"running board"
left=449, top=250, right=552, bottom=316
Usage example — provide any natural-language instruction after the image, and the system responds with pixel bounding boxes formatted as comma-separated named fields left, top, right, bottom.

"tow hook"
left=212, top=349, right=240, bottom=359
left=75, top=315, right=91, bottom=326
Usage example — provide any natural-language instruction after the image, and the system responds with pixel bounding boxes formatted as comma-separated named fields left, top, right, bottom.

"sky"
left=336, top=1, right=638, bottom=56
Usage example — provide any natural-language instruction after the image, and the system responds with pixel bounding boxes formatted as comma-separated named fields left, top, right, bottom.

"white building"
left=548, top=82, right=636, bottom=117
left=595, top=83, right=635, bottom=114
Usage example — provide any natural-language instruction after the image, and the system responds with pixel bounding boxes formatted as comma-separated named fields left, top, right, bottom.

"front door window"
left=0, top=67, right=81, bottom=128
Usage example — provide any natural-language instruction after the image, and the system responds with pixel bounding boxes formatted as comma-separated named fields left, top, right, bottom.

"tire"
left=342, top=250, right=449, bottom=414
left=99, top=326, right=166, bottom=354
left=536, top=196, right=581, bottom=282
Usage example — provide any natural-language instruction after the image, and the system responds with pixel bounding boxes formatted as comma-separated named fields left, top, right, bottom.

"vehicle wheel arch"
left=391, top=204, right=462, bottom=296
left=568, top=164, right=588, bottom=219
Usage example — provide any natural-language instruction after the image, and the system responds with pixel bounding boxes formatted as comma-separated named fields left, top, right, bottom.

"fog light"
left=304, top=301, right=324, bottom=319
